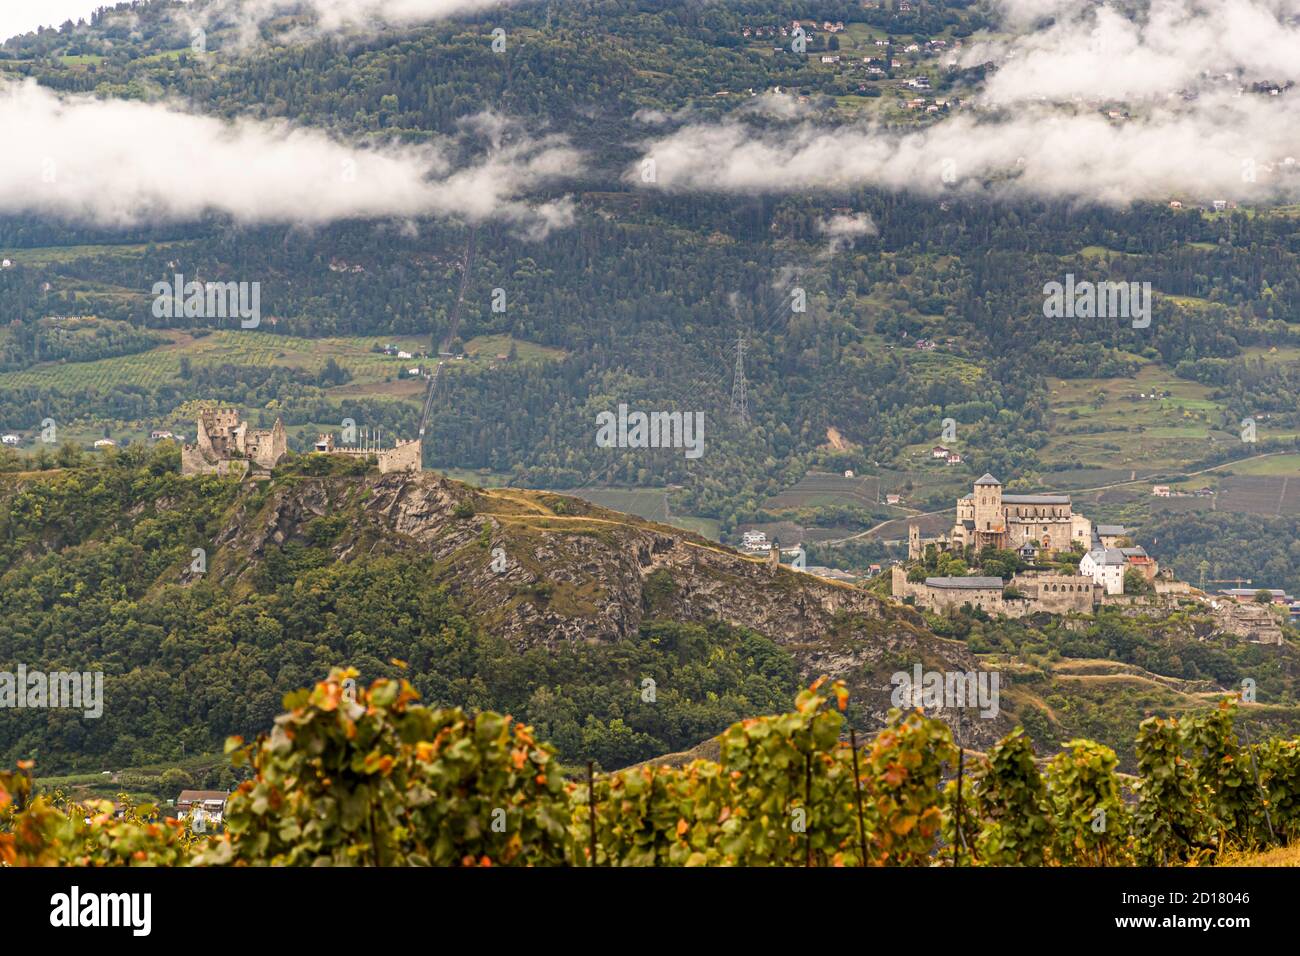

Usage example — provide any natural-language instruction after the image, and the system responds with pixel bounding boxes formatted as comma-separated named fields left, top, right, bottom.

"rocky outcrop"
left=1213, top=600, right=1285, bottom=645
left=200, top=471, right=1016, bottom=748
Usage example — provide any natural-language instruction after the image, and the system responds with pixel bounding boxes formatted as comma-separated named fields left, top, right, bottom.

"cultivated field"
left=1044, top=363, right=1227, bottom=471
left=1216, top=475, right=1300, bottom=516
left=0, top=329, right=432, bottom=396
left=764, top=471, right=883, bottom=510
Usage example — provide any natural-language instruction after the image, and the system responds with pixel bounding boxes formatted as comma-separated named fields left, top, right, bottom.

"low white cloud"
left=628, top=92, right=1300, bottom=206
left=630, top=1, right=1300, bottom=207
left=0, top=79, right=579, bottom=233
left=974, top=0, right=1300, bottom=104
left=817, top=211, right=878, bottom=254
left=174, top=0, right=517, bottom=48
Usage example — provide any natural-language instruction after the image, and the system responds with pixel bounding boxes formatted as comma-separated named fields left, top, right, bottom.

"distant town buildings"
left=895, top=473, right=1194, bottom=614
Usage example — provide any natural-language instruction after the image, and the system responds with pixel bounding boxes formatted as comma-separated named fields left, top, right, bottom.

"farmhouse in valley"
left=173, top=789, right=230, bottom=828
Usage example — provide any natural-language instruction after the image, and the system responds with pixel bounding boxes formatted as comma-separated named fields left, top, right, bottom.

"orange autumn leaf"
left=891, top=815, right=917, bottom=836
left=676, top=818, right=689, bottom=837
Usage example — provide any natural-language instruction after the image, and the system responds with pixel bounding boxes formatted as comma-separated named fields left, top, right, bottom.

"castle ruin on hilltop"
left=313, top=431, right=421, bottom=474
left=181, top=409, right=287, bottom=477
left=179, top=409, right=421, bottom=477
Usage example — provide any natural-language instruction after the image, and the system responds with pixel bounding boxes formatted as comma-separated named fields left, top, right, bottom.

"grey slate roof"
left=925, top=576, right=1005, bottom=589
left=974, top=473, right=1001, bottom=486
left=1002, top=494, right=1071, bottom=505
left=1096, top=524, right=1129, bottom=535
left=1085, top=548, right=1127, bottom=566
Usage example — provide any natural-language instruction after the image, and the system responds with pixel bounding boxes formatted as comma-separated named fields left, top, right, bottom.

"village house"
left=1121, top=546, right=1159, bottom=582
left=1095, top=524, right=1131, bottom=548
left=174, top=790, right=230, bottom=829
left=1079, top=548, right=1127, bottom=594
left=1219, top=587, right=1294, bottom=606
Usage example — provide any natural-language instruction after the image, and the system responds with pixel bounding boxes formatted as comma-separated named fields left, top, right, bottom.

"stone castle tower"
left=973, top=473, right=1003, bottom=544
left=181, top=410, right=287, bottom=477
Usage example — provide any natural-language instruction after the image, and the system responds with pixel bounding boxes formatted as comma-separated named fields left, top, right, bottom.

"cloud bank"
left=0, top=79, right=578, bottom=232
left=972, top=0, right=1300, bottom=104
left=629, top=1, right=1300, bottom=206
left=173, top=0, right=518, bottom=47
left=631, top=92, right=1300, bottom=204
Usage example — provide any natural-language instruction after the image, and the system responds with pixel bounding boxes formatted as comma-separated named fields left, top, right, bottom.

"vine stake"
left=1240, top=722, right=1276, bottom=844
left=587, top=760, right=598, bottom=867
left=804, top=750, right=813, bottom=867
left=850, top=728, right=868, bottom=866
